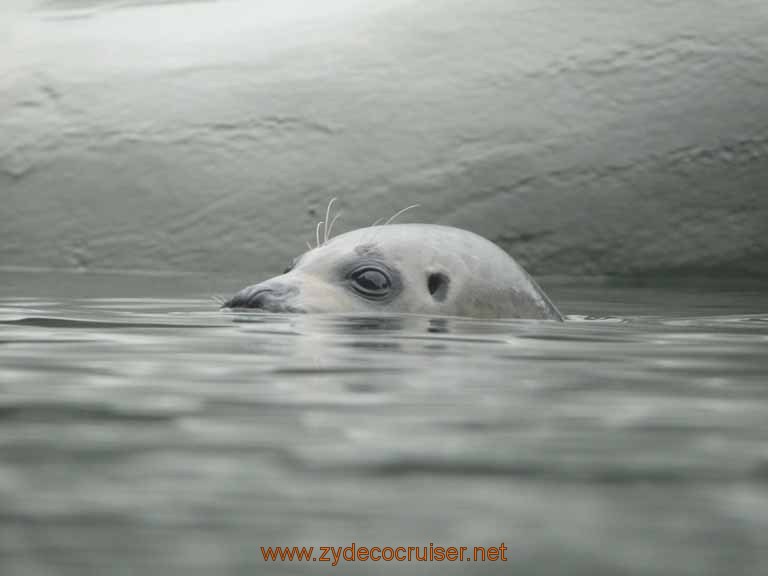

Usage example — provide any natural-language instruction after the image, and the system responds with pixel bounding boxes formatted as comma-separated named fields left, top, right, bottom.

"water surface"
left=1, top=271, right=767, bottom=575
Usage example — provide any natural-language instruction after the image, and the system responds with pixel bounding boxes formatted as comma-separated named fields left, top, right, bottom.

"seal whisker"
left=384, top=204, right=420, bottom=225
left=306, top=240, right=313, bottom=251
left=315, top=221, right=324, bottom=248
left=326, top=211, right=342, bottom=241
left=365, top=203, right=420, bottom=244
left=323, top=197, right=337, bottom=245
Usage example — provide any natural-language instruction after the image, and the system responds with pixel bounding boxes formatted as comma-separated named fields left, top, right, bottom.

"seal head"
left=223, top=224, right=562, bottom=320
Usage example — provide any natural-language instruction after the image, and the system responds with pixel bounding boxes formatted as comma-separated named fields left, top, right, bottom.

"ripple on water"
left=1, top=283, right=768, bottom=575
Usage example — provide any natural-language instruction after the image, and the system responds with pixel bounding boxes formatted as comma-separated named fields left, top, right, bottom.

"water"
left=1, top=270, right=767, bottom=575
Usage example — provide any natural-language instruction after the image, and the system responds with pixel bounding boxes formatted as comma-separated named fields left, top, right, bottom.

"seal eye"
left=350, top=267, right=391, bottom=300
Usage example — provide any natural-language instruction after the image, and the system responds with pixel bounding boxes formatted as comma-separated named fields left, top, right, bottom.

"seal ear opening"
left=427, top=272, right=449, bottom=302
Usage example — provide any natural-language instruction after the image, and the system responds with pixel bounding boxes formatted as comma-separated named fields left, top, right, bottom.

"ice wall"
left=2, top=0, right=767, bottom=277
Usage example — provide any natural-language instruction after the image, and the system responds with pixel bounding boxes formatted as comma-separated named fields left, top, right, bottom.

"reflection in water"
left=1, top=275, right=768, bottom=575
left=428, top=317, right=450, bottom=334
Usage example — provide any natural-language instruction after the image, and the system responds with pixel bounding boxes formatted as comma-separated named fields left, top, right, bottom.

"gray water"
left=1, top=271, right=767, bottom=575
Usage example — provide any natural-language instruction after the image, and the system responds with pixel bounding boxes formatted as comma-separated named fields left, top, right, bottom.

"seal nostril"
left=223, top=282, right=301, bottom=310
left=246, top=288, right=274, bottom=308
left=222, top=287, right=273, bottom=309
left=427, top=272, right=449, bottom=302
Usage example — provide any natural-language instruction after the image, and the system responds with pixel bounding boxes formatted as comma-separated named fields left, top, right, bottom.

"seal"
left=223, top=204, right=562, bottom=320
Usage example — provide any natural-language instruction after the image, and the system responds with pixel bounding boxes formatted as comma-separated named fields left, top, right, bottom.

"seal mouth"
left=222, top=283, right=303, bottom=312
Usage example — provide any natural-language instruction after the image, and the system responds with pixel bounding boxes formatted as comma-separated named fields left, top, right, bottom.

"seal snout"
left=222, top=281, right=300, bottom=312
